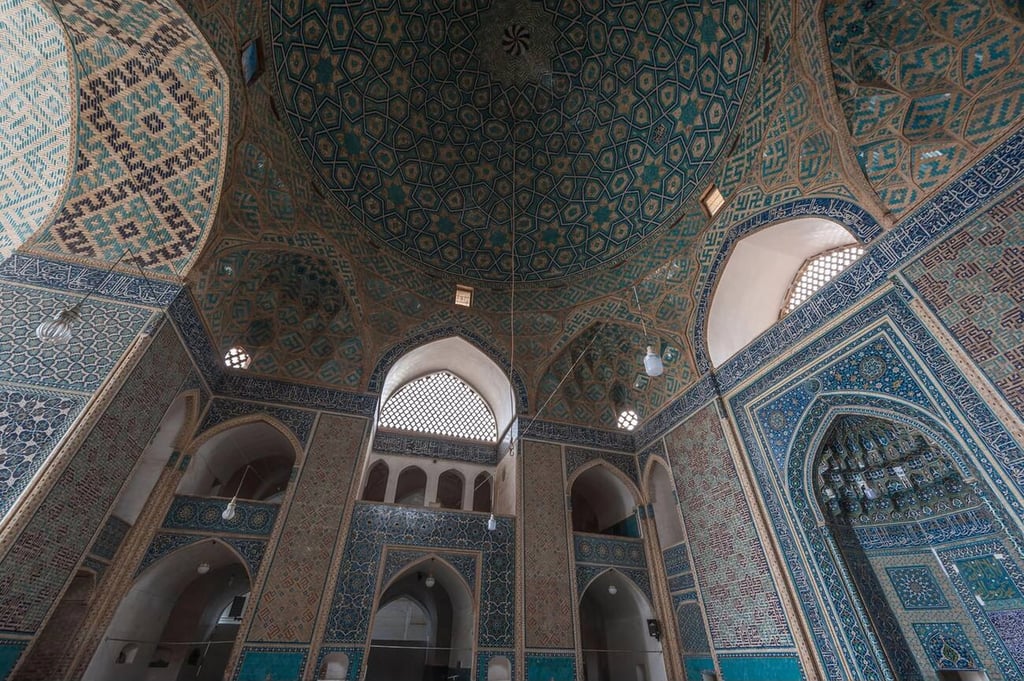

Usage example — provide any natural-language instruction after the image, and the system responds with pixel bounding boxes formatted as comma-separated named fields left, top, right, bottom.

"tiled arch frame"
left=181, top=412, right=307, bottom=471
left=575, top=565, right=652, bottom=604
left=782, top=393, right=1024, bottom=681
left=639, top=454, right=675, bottom=506
left=691, top=197, right=883, bottom=373
left=565, top=458, right=643, bottom=510
left=135, top=534, right=258, bottom=584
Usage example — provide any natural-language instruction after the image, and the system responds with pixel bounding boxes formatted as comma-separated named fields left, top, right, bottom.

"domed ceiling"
left=270, top=0, right=759, bottom=282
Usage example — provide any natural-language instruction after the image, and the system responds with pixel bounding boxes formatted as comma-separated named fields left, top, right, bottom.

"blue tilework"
left=717, top=654, right=803, bottom=680
left=575, top=564, right=652, bottom=603
left=314, top=647, right=363, bottom=681
left=199, top=398, right=315, bottom=446
left=475, top=651, right=514, bottom=681
left=637, top=439, right=667, bottom=477
left=0, top=387, right=87, bottom=519
left=0, top=253, right=178, bottom=306
left=81, top=556, right=107, bottom=578
left=373, top=431, right=497, bottom=465
left=522, top=420, right=634, bottom=453
left=634, top=374, right=717, bottom=449
left=162, top=495, right=279, bottom=537
left=215, top=373, right=377, bottom=418
left=955, top=556, right=1024, bottom=609
left=232, top=646, right=307, bottom=681
left=854, top=509, right=997, bottom=551
left=135, top=533, right=203, bottom=575
left=677, top=602, right=710, bottom=653
left=0, top=639, right=27, bottom=681
left=565, top=448, right=640, bottom=487
left=270, top=0, right=759, bottom=282
left=886, top=566, right=950, bottom=610
left=989, top=609, right=1024, bottom=670
left=524, top=653, right=576, bottom=681
left=683, top=657, right=715, bottom=681
left=325, top=503, right=514, bottom=647
left=168, top=289, right=222, bottom=387
left=573, top=534, right=646, bottom=569
left=381, top=548, right=478, bottom=590
left=669, top=573, right=695, bottom=592
left=913, top=623, right=980, bottom=671
left=709, top=128, right=1024, bottom=386
left=662, top=543, right=691, bottom=576
left=90, top=516, right=130, bottom=561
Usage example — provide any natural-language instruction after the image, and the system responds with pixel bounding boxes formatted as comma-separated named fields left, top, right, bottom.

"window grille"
left=783, top=245, right=864, bottom=316
left=224, top=345, right=252, bottom=370
left=617, top=409, right=639, bottom=431
left=379, top=371, right=497, bottom=442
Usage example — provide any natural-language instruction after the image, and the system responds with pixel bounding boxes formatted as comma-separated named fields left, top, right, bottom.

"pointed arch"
left=568, top=461, right=641, bottom=537
left=643, top=458, right=685, bottom=549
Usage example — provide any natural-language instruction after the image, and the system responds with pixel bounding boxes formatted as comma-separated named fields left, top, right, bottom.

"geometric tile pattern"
left=195, top=249, right=364, bottom=388
left=989, top=609, right=1024, bottom=671
left=24, top=0, right=228, bottom=277
left=664, top=404, right=794, bottom=649
left=324, top=503, right=515, bottom=647
left=575, top=563, right=652, bottom=603
left=270, top=0, right=758, bottom=282
left=0, top=322, right=192, bottom=633
left=248, top=414, right=365, bottom=643
left=89, top=516, right=130, bottom=561
left=906, top=183, right=1024, bottom=419
left=381, top=549, right=478, bottom=591
left=0, top=387, right=85, bottom=519
left=232, top=646, right=308, bottom=681
left=162, top=495, right=279, bottom=537
left=825, top=0, right=1024, bottom=216
left=522, top=440, right=573, bottom=648
left=0, top=0, right=74, bottom=258
left=136, top=532, right=267, bottom=579
left=315, top=647, right=364, bottom=681
left=886, top=566, right=951, bottom=610
left=573, top=534, right=646, bottom=570
left=955, top=556, right=1024, bottom=609
left=912, top=622, right=980, bottom=670
left=677, top=602, right=710, bottom=653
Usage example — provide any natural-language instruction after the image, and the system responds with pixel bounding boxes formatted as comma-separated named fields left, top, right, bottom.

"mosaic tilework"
left=956, top=556, right=1024, bottom=609
left=0, top=639, right=28, bottom=681
left=0, top=387, right=86, bottom=519
left=324, top=503, right=515, bottom=647
left=475, top=651, right=514, bottom=681
left=825, top=0, right=1024, bottom=216
left=195, top=249, right=364, bottom=388
left=0, top=283, right=154, bottom=393
left=381, top=548, right=478, bottom=591
left=565, top=447, right=640, bottom=487
left=717, top=654, right=803, bottom=681
left=0, top=0, right=73, bottom=257
left=521, top=419, right=634, bottom=453
left=575, top=563, right=651, bottom=602
left=232, top=646, right=307, bottom=681
left=573, top=534, right=645, bottom=569
left=677, top=602, right=710, bottom=653
left=136, top=532, right=202, bottom=575
left=855, top=509, right=997, bottom=551
left=635, top=374, right=718, bottom=449
left=198, top=398, right=315, bottom=447
left=523, top=440, right=573, bottom=648
left=89, top=516, right=129, bottom=561
left=162, top=495, right=279, bottom=537
left=270, top=0, right=758, bottom=282
left=665, top=404, right=794, bottom=649
left=0, top=322, right=191, bottom=633
left=23, top=0, right=228, bottom=276
left=637, top=438, right=667, bottom=477
left=249, top=414, right=364, bottom=643
left=989, top=609, right=1024, bottom=670
left=373, top=431, right=497, bottom=465
left=683, top=657, right=715, bottom=681
left=524, top=652, right=576, bottom=681
left=711, top=129, right=1024, bottom=388
left=913, top=622, right=980, bottom=671
left=906, top=183, right=1024, bottom=419
left=168, top=288, right=222, bottom=387
left=215, top=373, right=377, bottom=418
left=313, top=647, right=363, bottom=681
left=886, top=566, right=952, bottom=610
left=662, top=543, right=691, bottom=576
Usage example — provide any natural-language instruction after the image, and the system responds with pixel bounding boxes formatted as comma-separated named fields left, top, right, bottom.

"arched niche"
left=571, top=464, right=639, bottom=537
left=707, top=217, right=859, bottom=366
left=473, top=472, right=492, bottom=513
left=178, top=420, right=298, bottom=501
left=809, top=413, right=1021, bottom=680
left=579, top=570, right=667, bottom=681
left=363, top=460, right=390, bottom=502
left=487, top=656, right=511, bottom=681
left=395, top=466, right=427, bottom=507
left=645, top=461, right=684, bottom=549
left=83, top=540, right=250, bottom=681
left=377, top=337, right=514, bottom=437
left=436, top=470, right=464, bottom=510
left=112, top=393, right=195, bottom=524
left=319, top=652, right=350, bottom=681
left=366, top=557, right=475, bottom=681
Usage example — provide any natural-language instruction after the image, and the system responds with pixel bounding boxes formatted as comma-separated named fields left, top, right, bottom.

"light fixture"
left=35, top=247, right=160, bottom=347
left=222, top=465, right=254, bottom=521
left=197, top=562, right=211, bottom=575
left=607, top=584, right=618, bottom=595
left=487, top=513, right=497, bottom=531
left=425, top=574, right=436, bottom=588
left=632, top=286, right=663, bottom=377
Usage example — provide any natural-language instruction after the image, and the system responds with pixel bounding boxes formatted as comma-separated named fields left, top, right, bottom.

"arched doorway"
left=83, top=540, right=250, bottom=681
left=645, top=461, right=684, bottom=548
left=395, top=466, right=427, bottom=506
left=177, top=421, right=297, bottom=501
left=571, top=465, right=639, bottom=537
left=814, top=414, right=1015, bottom=680
left=363, top=460, right=390, bottom=502
left=365, top=558, right=474, bottom=681
left=579, top=570, right=667, bottom=681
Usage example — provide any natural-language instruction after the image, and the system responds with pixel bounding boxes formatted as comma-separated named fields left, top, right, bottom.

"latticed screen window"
left=379, top=371, right=497, bottom=442
left=783, top=245, right=864, bottom=316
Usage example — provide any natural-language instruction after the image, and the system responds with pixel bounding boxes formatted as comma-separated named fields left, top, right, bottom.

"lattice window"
left=782, top=245, right=864, bottom=316
left=379, top=371, right=497, bottom=442
left=224, top=345, right=252, bottom=370
left=617, top=409, right=639, bottom=431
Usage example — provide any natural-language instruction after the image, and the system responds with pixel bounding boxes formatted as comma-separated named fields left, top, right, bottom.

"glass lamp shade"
left=221, top=498, right=238, bottom=521
left=197, top=562, right=211, bottom=575
left=36, top=305, right=81, bottom=346
left=643, top=346, right=664, bottom=377
left=424, top=574, right=436, bottom=588
left=608, top=584, right=618, bottom=595
left=487, top=513, right=497, bottom=531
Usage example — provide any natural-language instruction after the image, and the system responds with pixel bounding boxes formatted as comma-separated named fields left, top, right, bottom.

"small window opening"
left=700, top=185, right=725, bottom=218
left=224, top=345, right=252, bottom=370
left=617, top=409, right=639, bottom=431
left=782, top=244, right=864, bottom=316
left=379, top=371, right=497, bottom=442
left=454, top=284, right=474, bottom=307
